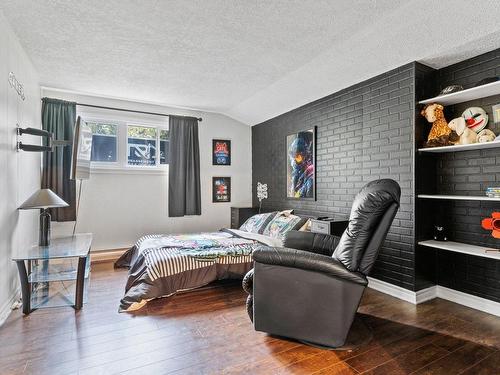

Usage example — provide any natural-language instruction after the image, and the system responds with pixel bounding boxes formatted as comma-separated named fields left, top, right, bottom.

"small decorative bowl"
left=439, top=85, right=464, bottom=95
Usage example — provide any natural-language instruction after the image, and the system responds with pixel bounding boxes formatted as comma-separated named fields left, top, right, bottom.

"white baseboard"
left=0, top=289, right=20, bottom=327
left=415, top=285, right=438, bottom=304
left=367, top=277, right=420, bottom=304
left=436, top=286, right=500, bottom=317
left=90, top=248, right=128, bottom=263
left=367, top=277, right=500, bottom=317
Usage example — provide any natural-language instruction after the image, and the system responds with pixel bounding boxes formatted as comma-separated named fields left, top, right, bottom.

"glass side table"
left=12, top=233, right=93, bottom=314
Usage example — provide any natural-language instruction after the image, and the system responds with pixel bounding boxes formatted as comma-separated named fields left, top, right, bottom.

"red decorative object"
left=481, top=212, right=500, bottom=239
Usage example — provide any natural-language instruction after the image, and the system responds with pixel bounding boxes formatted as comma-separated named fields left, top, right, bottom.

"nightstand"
left=12, top=233, right=92, bottom=314
left=310, top=219, right=348, bottom=236
left=231, top=207, right=259, bottom=229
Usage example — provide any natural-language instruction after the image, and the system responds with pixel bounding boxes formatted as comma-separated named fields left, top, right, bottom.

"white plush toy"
left=476, top=129, right=496, bottom=143
left=448, top=117, right=477, bottom=145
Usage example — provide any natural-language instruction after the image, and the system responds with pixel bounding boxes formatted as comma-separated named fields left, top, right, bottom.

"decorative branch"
left=257, top=182, right=268, bottom=214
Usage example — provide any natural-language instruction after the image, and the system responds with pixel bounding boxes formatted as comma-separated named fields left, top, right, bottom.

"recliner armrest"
left=252, top=246, right=367, bottom=286
left=283, top=231, right=340, bottom=256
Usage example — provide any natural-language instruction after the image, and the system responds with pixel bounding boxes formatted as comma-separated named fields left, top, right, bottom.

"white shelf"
left=418, top=194, right=500, bottom=202
left=418, top=141, right=500, bottom=153
left=419, top=81, right=500, bottom=105
left=419, top=240, right=500, bottom=260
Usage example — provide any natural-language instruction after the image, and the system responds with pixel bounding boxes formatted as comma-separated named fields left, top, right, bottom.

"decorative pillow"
left=263, top=214, right=307, bottom=239
left=239, top=212, right=277, bottom=234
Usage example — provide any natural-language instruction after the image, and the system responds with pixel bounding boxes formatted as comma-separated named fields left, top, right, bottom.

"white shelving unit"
left=419, top=80, right=500, bottom=105
left=419, top=240, right=500, bottom=260
left=418, top=141, right=500, bottom=153
left=418, top=194, right=500, bottom=202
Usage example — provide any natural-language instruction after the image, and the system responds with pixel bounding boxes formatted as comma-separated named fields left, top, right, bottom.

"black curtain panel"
left=168, top=116, right=201, bottom=217
left=41, top=98, right=77, bottom=221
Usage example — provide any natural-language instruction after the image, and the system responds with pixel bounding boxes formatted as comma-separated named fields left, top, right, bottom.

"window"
left=127, top=125, right=157, bottom=166
left=81, top=113, right=169, bottom=171
left=160, top=129, right=170, bottom=165
left=88, top=122, right=118, bottom=162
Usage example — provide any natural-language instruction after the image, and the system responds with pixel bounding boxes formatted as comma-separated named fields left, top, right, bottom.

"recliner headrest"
left=332, top=179, right=401, bottom=272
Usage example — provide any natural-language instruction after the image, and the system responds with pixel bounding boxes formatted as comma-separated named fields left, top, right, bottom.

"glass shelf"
left=12, top=233, right=93, bottom=314
left=28, top=256, right=90, bottom=283
left=12, top=233, right=93, bottom=261
left=30, top=278, right=89, bottom=309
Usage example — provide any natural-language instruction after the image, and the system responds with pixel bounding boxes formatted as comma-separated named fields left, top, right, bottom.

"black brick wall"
left=252, top=49, right=500, bottom=303
left=252, top=63, right=417, bottom=290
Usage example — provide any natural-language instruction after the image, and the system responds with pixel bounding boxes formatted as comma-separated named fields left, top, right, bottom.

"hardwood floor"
left=1, top=262, right=499, bottom=375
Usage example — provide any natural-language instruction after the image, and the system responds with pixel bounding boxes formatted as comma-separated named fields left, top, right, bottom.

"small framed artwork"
left=212, top=139, right=231, bottom=165
left=212, top=177, right=231, bottom=203
left=492, top=104, right=500, bottom=125
left=286, top=127, right=316, bottom=200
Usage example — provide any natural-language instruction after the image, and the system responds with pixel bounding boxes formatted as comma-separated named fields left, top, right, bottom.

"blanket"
left=115, top=229, right=281, bottom=312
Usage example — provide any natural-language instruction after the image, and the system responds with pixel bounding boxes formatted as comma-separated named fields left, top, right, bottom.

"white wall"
left=0, top=12, right=40, bottom=324
left=42, top=90, right=253, bottom=250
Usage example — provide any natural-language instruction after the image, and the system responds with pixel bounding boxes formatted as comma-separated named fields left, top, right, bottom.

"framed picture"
left=212, top=177, right=231, bottom=203
left=493, top=103, right=500, bottom=125
left=212, top=139, right=231, bottom=165
left=286, top=127, right=315, bottom=200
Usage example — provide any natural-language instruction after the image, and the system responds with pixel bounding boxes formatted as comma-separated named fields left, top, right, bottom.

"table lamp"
left=19, top=189, right=69, bottom=246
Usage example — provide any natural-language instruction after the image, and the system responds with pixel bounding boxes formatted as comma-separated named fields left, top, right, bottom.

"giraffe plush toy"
left=421, top=103, right=456, bottom=147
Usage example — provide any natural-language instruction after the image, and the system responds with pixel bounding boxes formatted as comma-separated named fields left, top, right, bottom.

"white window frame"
left=78, top=109, right=169, bottom=174
left=84, top=118, right=121, bottom=169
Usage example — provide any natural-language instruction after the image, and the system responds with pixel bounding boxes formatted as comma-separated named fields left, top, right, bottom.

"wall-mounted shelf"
left=418, top=141, right=500, bottom=153
left=419, top=80, right=500, bottom=105
left=418, top=194, right=500, bottom=202
left=419, top=240, right=500, bottom=260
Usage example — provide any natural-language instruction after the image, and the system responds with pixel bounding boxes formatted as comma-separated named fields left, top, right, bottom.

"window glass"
left=127, top=125, right=157, bottom=166
left=88, top=122, right=118, bottom=162
left=160, top=129, right=170, bottom=165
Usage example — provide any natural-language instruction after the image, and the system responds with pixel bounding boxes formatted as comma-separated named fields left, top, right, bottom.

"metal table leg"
left=74, top=256, right=87, bottom=310
left=16, top=260, right=31, bottom=315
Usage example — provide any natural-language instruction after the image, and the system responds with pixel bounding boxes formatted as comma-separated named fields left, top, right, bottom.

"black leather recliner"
left=243, top=179, right=400, bottom=348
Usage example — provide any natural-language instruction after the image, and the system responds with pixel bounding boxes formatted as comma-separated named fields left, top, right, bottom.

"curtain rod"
left=75, top=102, right=202, bottom=122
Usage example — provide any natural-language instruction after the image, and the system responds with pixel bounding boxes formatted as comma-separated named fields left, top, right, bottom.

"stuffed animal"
left=421, top=103, right=455, bottom=147
left=448, top=117, right=477, bottom=145
left=477, top=129, right=496, bottom=143
left=462, top=107, right=488, bottom=133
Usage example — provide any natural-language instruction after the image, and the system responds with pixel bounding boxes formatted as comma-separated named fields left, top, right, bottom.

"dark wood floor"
left=1, top=262, right=499, bottom=375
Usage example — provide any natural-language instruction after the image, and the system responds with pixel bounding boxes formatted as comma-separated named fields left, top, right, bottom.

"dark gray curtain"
left=41, top=97, right=77, bottom=221
left=168, top=116, right=201, bottom=217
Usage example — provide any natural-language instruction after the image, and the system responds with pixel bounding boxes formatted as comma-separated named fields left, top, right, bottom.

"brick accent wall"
left=252, top=63, right=417, bottom=290
left=252, top=49, right=500, bottom=302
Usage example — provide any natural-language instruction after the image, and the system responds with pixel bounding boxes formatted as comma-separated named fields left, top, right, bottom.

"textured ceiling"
left=1, top=0, right=500, bottom=125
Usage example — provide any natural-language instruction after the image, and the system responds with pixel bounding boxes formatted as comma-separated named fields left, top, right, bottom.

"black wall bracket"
left=16, top=125, right=71, bottom=152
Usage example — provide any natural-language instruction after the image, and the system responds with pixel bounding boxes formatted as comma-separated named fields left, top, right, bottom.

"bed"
left=115, top=211, right=307, bottom=312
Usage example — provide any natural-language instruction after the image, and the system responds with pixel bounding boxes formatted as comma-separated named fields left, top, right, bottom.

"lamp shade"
left=19, top=189, right=69, bottom=210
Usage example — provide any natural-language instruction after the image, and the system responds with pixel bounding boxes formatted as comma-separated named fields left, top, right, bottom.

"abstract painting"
left=286, top=128, right=315, bottom=199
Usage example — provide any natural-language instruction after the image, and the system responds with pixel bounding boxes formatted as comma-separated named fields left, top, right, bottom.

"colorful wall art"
left=212, top=139, right=231, bottom=165
left=212, top=177, right=231, bottom=202
left=286, top=128, right=315, bottom=199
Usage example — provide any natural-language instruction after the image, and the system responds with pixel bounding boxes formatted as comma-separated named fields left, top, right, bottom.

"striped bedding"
left=115, top=229, right=281, bottom=312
